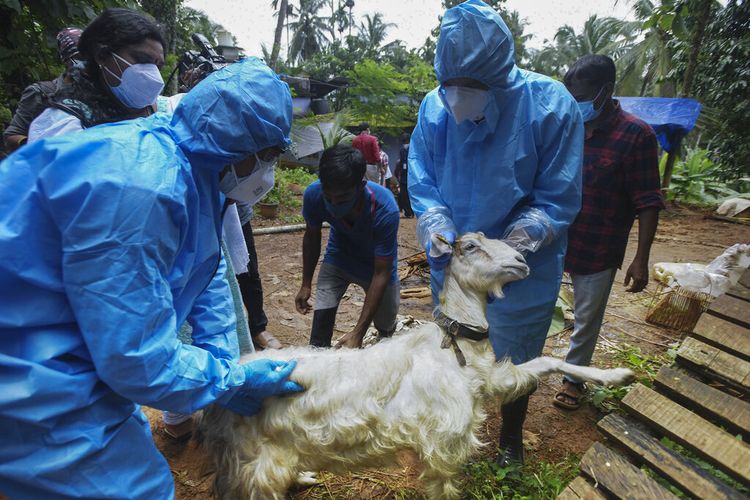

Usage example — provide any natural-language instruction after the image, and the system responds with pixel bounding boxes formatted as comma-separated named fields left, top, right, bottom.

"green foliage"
left=285, top=0, right=331, bottom=64
left=278, top=165, right=317, bottom=188
left=174, top=6, right=226, bottom=55
left=587, top=344, right=674, bottom=412
left=262, top=166, right=317, bottom=208
left=344, top=58, right=436, bottom=129
left=527, top=15, right=634, bottom=78
left=688, top=0, right=750, bottom=180
left=663, top=147, right=744, bottom=207
left=462, top=455, right=580, bottom=499
left=0, top=0, right=134, bottom=107
left=315, top=113, right=354, bottom=148
left=660, top=437, right=749, bottom=494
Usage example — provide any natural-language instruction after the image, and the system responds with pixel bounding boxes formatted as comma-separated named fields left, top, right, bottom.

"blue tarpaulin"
left=618, top=97, right=702, bottom=152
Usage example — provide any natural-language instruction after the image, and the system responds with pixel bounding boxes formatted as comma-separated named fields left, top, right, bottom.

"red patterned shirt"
left=565, top=101, right=665, bottom=275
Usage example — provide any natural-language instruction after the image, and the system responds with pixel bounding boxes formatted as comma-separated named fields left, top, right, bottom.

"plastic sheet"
left=653, top=243, right=750, bottom=297
left=618, top=97, right=702, bottom=152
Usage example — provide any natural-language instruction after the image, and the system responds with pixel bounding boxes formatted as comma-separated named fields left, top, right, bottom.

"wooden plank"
left=707, top=294, right=750, bottom=329
left=692, top=313, right=750, bottom=362
left=598, top=413, right=745, bottom=500
left=557, top=476, right=607, bottom=500
left=579, top=442, right=679, bottom=499
left=622, top=383, right=750, bottom=487
left=727, top=283, right=750, bottom=302
left=677, top=337, right=750, bottom=392
left=655, top=366, right=750, bottom=436
left=739, top=270, right=750, bottom=289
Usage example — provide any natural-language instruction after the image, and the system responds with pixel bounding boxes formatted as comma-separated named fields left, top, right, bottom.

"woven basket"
left=645, top=283, right=712, bottom=332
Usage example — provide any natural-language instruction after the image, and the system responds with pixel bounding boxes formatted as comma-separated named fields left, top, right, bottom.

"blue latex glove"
left=220, top=359, right=304, bottom=416
left=424, top=231, right=456, bottom=271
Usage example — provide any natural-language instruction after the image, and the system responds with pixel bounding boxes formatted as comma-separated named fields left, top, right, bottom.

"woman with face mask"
left=28, top=8, right=167, bottom=142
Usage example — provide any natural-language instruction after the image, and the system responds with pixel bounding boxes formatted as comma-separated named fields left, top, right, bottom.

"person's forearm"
left=635, top=208, right=659, bottom=261
left=301, top=229, right=321, bottom=288
left=352, top=264, right=391, bottom=336
left=3, top=134, right=27, bottom=152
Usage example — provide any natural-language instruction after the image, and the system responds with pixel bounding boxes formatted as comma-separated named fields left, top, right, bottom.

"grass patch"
left=586, top=344, right=675, bottom=413
left=462, top=455, right=580, bottom=499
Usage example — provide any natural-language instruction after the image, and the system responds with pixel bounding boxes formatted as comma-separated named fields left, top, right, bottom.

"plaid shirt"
left=565, top=101, right=665, bottom=275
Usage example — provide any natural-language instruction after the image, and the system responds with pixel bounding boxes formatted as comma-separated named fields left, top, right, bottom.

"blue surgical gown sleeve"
left=524, top=99, right=584, bottom=242
left=408, top=97, right=446, bottom=219
left=51, top=171, right=245, bottom=414
left=408, top=97, right=459, bottom=250
left=186, top=253, right=240, bottom=362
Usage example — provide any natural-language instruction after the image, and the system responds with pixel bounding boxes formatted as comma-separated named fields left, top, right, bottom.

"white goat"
left=198, top=233, right=634, bottom=499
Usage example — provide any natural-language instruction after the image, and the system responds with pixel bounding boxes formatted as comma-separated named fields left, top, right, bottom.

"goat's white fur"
left=199, top=233, right=635, bottom=499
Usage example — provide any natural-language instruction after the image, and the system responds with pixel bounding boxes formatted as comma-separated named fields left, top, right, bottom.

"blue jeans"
left=564, top=268, right=617, bottom=383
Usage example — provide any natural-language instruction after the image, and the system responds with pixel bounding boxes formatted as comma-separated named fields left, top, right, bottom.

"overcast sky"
left=185, top=0, right=636, bottom=58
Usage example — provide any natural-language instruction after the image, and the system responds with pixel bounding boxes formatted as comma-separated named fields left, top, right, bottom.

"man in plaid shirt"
left=555, top=55, right=664, bottom=410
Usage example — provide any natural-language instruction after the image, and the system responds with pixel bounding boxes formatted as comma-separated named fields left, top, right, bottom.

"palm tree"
left=681, top=0, right=720, bottom=97
left=503, top=10, right=532, bottom=64
left=527, top=15, right=632, bottom=79
left=615, top=0, right=682, bottom=96
left=286, top=0, right=331, bottom=63
left=358, top=13, right=396, bottom=51
left=270, top=0, right=289, bottom=70
left=554, top=15, right=633, bottom=67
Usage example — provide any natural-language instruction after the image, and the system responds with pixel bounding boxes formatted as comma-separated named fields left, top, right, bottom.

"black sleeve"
left=3, top=82, right=53, bottom=139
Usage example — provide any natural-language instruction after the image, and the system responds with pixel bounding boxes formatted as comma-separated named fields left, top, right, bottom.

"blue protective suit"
left=409, top=0, right=583, bottom=363
left=0, top=58, right=292, bottom=499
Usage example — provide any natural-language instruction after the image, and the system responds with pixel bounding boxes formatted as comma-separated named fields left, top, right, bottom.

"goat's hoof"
left=296, top=471, right=318, bottom=486
left=609, top=368, right=636, bottom=386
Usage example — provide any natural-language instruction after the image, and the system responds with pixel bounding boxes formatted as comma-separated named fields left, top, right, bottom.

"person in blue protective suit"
left=0, top=58, right=304, bottom=499
left=408, top=0, right=583, bottom=466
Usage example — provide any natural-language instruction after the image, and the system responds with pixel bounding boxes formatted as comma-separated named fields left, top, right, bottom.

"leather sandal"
left=553, top=380, right=585, bottom=410
left=252, top=331, right=282, bottom=350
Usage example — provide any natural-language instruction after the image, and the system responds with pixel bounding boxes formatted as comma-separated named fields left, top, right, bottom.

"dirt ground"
left=145, top=205, right=750, bottom=499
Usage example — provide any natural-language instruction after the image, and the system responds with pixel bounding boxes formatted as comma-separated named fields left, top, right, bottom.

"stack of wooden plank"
left=558, top=269, right=750, bottom=500
left=399, top=251, right=432, bottom=299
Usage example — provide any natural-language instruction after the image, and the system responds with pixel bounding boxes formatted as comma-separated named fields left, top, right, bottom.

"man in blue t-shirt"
left=296, top=144, right=400, bottom=348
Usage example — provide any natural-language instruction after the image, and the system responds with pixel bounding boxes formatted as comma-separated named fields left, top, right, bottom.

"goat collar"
left=435, top=310, right=489, bottom=341
left=435, top=309, right=489, bottom=367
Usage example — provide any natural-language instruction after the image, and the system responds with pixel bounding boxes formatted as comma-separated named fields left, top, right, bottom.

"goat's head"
left=432, top=232, right=529, bottom=299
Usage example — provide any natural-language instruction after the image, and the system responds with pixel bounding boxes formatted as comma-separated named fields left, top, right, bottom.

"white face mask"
left=103, top=52, right=164, bottom=109
left=219, top=155, right=277, bottom=205
left=440, top=85, right=490, bottom=124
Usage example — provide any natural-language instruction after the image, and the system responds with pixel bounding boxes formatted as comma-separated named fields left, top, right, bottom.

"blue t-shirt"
left=303, top=180, right=400, bottom=283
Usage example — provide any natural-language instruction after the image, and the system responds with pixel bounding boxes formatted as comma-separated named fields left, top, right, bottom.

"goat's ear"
left=430, top=233, right=453, bottom=257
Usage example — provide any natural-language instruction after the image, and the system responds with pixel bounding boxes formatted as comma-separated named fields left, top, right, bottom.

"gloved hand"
left=424, top=231, right=456, bottom=270
left=220, top=358, right=304, bottom=416
left=502, top=207, right=555, bottom=255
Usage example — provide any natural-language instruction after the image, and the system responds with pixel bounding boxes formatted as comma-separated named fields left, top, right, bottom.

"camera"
left=173, top=33, right=231, bottom=92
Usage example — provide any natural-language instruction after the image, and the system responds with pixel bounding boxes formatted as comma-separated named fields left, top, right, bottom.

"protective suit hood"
left=435, top=0, right=516, bottom=89
left=171, top=57, right=292, bottom=172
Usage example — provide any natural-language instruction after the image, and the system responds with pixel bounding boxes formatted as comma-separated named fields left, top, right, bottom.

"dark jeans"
left=236, top=220, right=268, bottom=337
left=398, top=182, right=413, bottom=217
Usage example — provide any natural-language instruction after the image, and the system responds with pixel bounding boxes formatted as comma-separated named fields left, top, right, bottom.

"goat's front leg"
left=517, top=357, right=635, bottom=387
left=241, top=444, right=298, bottom=500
